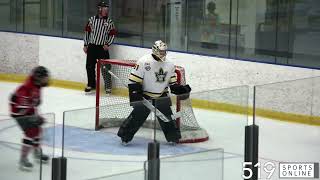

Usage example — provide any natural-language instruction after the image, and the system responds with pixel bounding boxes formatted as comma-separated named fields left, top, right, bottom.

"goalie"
left=117, top=40, right=191, bottom=145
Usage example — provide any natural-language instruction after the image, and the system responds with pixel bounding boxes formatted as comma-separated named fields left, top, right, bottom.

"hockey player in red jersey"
left=9, top=66, right=50, bottom=171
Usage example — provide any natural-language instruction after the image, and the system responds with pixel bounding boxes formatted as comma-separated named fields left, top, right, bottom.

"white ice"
left=0, top=82, right=319, bottom=180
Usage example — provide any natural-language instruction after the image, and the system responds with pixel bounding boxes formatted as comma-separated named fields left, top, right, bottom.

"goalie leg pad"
left=155, top=97, right=181, bottom=142
left=158, top=118, right=181, bottom=143
left=117, top=104, right=150, bottom=142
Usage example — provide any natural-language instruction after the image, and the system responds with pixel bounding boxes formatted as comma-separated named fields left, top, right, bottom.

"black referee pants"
left=86, top=44, right=112, bottom=89
left=117, top=95, right=181, bottom=143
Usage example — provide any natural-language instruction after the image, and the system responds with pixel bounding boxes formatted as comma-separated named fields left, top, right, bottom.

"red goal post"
left=95, top=59, right=209, bottom=143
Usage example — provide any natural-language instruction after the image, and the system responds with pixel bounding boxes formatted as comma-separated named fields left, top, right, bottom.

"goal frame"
left=95, top=59, right=209, bottom=143
left=95, top=59, right=182, bottom=128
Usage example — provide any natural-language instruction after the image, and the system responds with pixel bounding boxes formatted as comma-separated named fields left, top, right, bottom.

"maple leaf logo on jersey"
left=155, top=68, right=167, bottom=82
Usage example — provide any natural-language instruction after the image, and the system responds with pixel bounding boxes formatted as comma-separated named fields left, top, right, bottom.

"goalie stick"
left=107, top=70, right=181, bottom=122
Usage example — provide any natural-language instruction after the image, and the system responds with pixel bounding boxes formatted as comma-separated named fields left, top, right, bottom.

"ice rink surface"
left=0, top=82, right=319, bottom=180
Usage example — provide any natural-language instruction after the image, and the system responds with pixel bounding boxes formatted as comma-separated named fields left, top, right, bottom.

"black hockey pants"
left=86, top=44, right=111, bottom=90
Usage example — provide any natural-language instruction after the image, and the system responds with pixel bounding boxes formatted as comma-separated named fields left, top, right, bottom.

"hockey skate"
left=19, top=158, right=33, bottom=171
left=105, top=88, right=112, bottom=95
left=84, top=86, right=96, bottom=95
left=34, top=148, right=50, bottom=164
left=167, top=141, right=178, bottom=146
left=121, top=141, right=129, bottom=146
left=121, top=139, right=130, bottom=146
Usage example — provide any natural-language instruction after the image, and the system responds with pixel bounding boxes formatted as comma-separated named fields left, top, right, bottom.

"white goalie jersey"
left=129, top=54, right=177, bottom=98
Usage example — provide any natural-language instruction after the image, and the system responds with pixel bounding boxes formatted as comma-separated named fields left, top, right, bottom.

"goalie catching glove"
left=128, top=83, right=143, bottom=106
left=170, top=84, right=191, bottom=100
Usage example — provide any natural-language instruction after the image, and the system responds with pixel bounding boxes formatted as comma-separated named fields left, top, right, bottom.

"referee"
left=83, top=1, right=116, bottom=93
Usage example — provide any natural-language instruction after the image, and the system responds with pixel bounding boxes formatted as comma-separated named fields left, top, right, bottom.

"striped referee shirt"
left=84, top=15, right=116, bottom=46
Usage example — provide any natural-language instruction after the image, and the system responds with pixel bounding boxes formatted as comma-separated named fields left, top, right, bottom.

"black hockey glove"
left=25, top=115, right=45, bottom=127
left=36, top=116, right=45, bottom=126
left=170, top=84, right=191, bottom=100
left=128, top=83, right=143, bottom=106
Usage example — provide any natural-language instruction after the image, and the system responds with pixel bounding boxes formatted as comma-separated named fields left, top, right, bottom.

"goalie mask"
left=152, top=40, right=167, bottom=62
left=31, top=66, right=50, bottom=87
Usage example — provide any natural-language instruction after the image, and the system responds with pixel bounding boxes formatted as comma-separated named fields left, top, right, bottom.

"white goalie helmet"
left=152, top=40, right=168, bottom=61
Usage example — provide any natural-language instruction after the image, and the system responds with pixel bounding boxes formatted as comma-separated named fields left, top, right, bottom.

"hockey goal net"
left=96, top=59, right=208, bottom=143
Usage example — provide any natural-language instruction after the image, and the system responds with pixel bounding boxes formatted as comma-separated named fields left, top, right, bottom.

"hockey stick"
left=107, top=70, right=180, bottom=122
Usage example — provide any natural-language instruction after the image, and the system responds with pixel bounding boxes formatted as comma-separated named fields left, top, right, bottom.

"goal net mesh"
left=96, top=59, right=208, bottom=143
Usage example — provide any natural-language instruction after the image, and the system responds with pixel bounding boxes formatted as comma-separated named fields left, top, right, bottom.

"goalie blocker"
left=128, top=83, right=143, bottom=105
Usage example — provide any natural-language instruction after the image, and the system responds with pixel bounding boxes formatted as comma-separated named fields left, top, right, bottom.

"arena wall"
left=1, top=32, right=319, bottom=124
